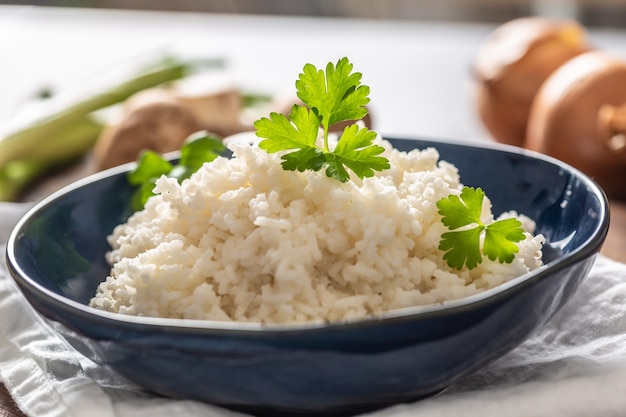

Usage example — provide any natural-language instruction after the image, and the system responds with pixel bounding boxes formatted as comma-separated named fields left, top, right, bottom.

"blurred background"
left=2, top=0, right=626, bottom=203
left=2, top=0, right=626, bottom=26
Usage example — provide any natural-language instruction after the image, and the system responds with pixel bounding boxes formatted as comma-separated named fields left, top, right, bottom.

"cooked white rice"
left=89, top=135, right=545, bottom=324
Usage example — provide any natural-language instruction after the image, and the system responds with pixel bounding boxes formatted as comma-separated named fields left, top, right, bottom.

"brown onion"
left=473, top=17, right=590, bottom=146
left=526, top=51, right=626, bottom=200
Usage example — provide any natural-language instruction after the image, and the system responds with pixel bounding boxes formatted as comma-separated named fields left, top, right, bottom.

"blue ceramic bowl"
left=6, top=137, right=609, bottom=416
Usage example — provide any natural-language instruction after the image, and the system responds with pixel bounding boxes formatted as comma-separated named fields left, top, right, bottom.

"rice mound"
left=89, top=136, right=545, bottom=324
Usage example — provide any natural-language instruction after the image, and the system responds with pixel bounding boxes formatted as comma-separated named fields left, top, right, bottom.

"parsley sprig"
left=437, top=186, right=526, bottom=270
left=254, top=57, right=390, bottom=182
left=128, top=131, right=225, bottom=210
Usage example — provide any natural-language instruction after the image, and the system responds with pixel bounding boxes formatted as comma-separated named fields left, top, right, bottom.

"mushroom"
left=92, top=71, right=246, bottom=171
left=174, top=72, right=245, bottom=137
left=93, top=90, right=203, bottom=170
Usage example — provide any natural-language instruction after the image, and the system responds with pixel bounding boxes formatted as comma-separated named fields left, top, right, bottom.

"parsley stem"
left=322, top=124, right=330, bottom=153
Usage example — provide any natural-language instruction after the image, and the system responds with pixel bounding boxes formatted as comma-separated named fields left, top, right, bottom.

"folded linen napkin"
left=1, top=202, right=626, bottom=417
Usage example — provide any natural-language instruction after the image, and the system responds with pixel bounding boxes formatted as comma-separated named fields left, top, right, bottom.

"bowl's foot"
left=224, top=387, right=447, bottom=417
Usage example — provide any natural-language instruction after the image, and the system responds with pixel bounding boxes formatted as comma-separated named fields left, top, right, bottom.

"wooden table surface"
left=1, top=195, right=625, bottom=417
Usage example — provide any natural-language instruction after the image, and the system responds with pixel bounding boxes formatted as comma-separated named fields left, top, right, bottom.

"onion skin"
left=526, top=51, right=626, bottom=201
left=473, top=17, right=590, bottom=146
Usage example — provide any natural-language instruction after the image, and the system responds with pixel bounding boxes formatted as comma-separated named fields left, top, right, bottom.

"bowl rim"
left=5, top=136, right=610, bottom=335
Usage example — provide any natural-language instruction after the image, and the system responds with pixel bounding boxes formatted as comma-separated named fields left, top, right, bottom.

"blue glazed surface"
left=6, top=137, right=609, bottom=415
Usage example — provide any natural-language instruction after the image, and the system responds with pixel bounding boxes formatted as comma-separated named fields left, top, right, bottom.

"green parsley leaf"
left=439, top=227, right=483, bottom=271
left=438, top=186, right=485, bottom=229
left=296, top=59, right=370, bottom=131
left=281, top=147, right=325, bottom=172
left=128, top=151, right=172, bottom=186
left=169, top=132, right=226, bottom=182
left=436, top=186, right=525, bottom=270
left=130, top=178, right=159, bottom=212
left=483, top=218, right=526, bottom=264
left=180, top=132, right=227, bottom=172
left=128, top=131, right=225, bottom=210
left=325, top=124, right=388, bottom=182
left=254, top=57, right=389, bottom=182
left=256, top=105, right=320, bottom=154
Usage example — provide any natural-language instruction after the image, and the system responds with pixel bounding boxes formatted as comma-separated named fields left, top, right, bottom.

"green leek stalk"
left=0, top=57, right=218, bottom=201
left=0, top=115, right=104, bottom=201
left=0, top=60, right=190, bottom=167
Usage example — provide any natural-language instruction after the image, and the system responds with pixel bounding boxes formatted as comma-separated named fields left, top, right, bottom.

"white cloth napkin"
left=2, top=202, right=626, bottom=417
